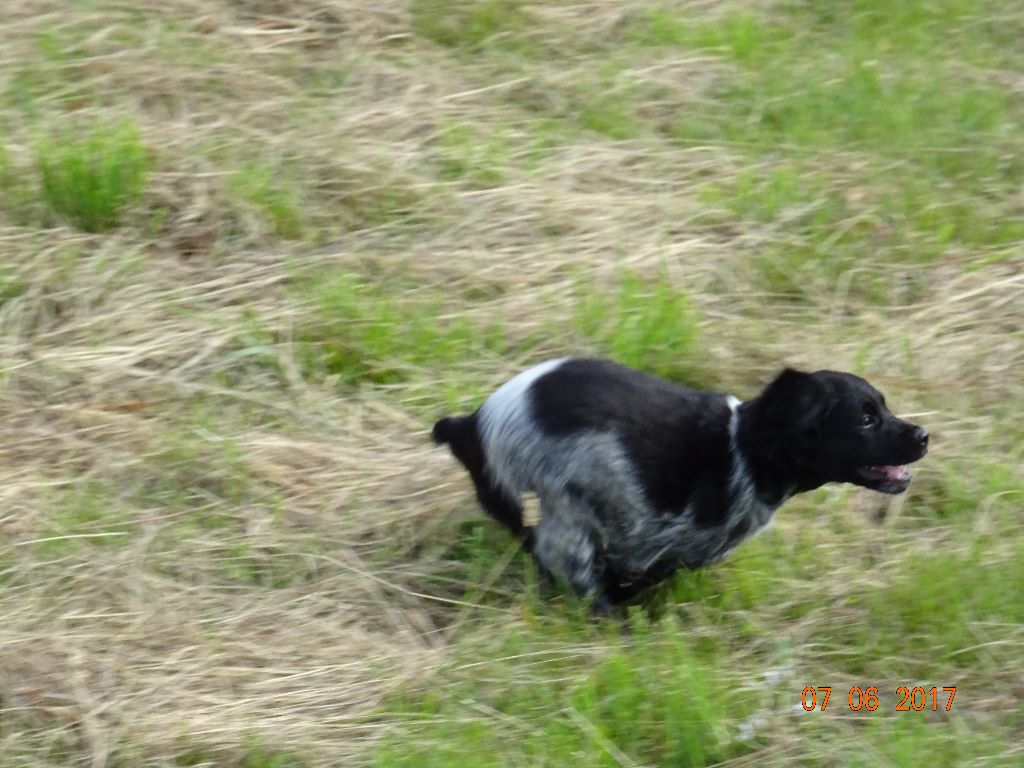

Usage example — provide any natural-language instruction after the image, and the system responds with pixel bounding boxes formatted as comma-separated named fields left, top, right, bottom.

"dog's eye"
left=861, top=403, right=879, bottom=428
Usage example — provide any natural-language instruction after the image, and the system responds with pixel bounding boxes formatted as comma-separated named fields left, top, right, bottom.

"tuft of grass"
left=174, top=745, right=304, bottom=768
left=297, top=270, right=507, bottom=387
left=665, top=5, right=1023, bottom=190
left=872, top=528, right=1022, bottom=662
left=631, top=9, right=785, bottom=67
left=373, top=617, right=755, bottom=767
left=699, top=165, right=836, bottom=225
left=31, top=480, right=131, bottom=558
left=229, top=163, right=306, bottom=239
left=691, top=67, right=1015, bottom=171
left=574, top=270, right=704, bottom=384
left=842, top=717, right=1009, bottom=768
left=435, top=123, right=508, bottom=187
left=35, top=116, right=149, bottom=232
left=568, top=639, right=748, bottom=766
left=410, top=0, right=532, bottom=50
left=807, top=498, right=1024, bottom=677
left=577, top=94, right=642, bottom=140
left=0, top=263, right=26, bottom=307
left=0, top=143, right=35, bottom=224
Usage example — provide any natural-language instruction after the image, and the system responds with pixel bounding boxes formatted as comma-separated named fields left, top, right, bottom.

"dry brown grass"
left=1, top=1, right=1022, bottom=766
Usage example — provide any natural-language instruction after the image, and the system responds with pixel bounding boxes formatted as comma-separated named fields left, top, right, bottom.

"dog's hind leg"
left=531, top=490, right=609, bottom=608
left=471, top=470, right=529, bottom=545
left=433, top=413, right=527, bottom=541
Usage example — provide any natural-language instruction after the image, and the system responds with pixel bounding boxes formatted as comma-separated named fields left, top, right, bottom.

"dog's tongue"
left=871, top=465, right=909, bottom=482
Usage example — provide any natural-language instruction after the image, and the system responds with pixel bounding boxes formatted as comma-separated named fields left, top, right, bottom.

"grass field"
left=1, top=1, right=1022, bottom=765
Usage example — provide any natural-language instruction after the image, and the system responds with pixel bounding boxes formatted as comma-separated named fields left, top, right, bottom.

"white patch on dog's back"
left=478, top=358, right=567, bottom=493
left=480, top=358, right=566, bottom=431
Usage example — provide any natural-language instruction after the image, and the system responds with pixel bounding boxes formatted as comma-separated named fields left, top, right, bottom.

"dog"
left=433, top=358, right=928, bottom=610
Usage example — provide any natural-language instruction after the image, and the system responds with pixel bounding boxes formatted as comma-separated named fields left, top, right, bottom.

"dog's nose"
left=913, top=426, right=929, bottom=448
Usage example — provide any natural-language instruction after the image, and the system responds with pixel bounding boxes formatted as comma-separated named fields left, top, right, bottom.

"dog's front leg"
left=531, top=491, right=609, bottom=608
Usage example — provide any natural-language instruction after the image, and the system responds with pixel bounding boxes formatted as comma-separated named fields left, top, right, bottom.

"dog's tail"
left=432, top=412, right=528, bottom=544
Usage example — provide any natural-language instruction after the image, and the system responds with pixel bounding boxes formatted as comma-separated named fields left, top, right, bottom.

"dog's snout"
left=912, top=426, right=929, bottom=448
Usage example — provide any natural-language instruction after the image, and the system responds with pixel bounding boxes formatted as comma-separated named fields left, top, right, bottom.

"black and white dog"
left=433, top=358, right=928, bottom=610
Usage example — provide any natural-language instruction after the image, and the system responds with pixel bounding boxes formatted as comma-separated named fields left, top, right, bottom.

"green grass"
left=2, top=1, right=1022, bottom=766
left=626, top=2, right=1024, bottom=273
left=376, top=506, right=1022, bottom=765
left=630, top=9, right=788, bottom=67
left=0, top=143, right=35, bottom=224
left=410, top=0, right=533, bottom=51
left=296, top=270, right=508, bottom=387
left=373, top=618, right=756, bottom=768
left=574, top=270, right=705, bottom=384
left=434, top=122, right=509, bottom=187
left=229, top=163, right=306, bottom=239
left=30, top=480, right=132, bottom=558
left=0, top=263, right=27, bottom=307
left=296, top=264, right=711, bottom=396
left=843, top=717, right=1008, bottom=768
left=35, top=116, right=149, bottom=232
left=173, top=745, right=303, bottom=768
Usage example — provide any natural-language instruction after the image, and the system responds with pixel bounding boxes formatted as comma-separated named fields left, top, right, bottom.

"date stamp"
left=801, top=686, right=957, bottom=712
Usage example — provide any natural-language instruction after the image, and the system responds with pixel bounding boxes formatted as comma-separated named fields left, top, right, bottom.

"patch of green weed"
left=35, top=116, right=149, bottom=232
left=577, top=95, right=641, bottom=140
left=174, top=745, right=303, bottom=768
left=567, top=61, right=644, bottom=140
left=297, top=270, right=507, bottom=386
left=0, top=263, right=27, bottom=307
left=574, top=270, right=704, bottom=384
left=817, top=516, right=1024, bottom=675
left=699, top=165, right=835, bottom=224
left=372, top=618, right=755, bottom=767
left=0, top=144, right=36, bottom=224
left=632, top=9, right=786, bottom=67
left=411, top=0, right=532, bottom=51
left=32, top=480, right=131, bottom=557
left=435, top=123, right=508, bottom=187
left=570, top=638, right=747, bottom=766
left=230, top=163, right=305, bottom=239
left=843, top=716, right=1008, bottom=768
left=791, top=0, right=1022, bottom=68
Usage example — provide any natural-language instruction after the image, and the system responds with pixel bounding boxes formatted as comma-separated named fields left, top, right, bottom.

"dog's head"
left=754, top=368, right=929, bottom=494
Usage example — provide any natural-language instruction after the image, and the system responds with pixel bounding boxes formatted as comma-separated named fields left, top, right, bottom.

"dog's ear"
left=757, top=368, right=833, bottom=443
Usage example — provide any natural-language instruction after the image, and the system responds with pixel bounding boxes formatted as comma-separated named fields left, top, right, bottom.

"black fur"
left=736, top=368, right=929, bottom=500
left=531, top=359, right=735, bottom=527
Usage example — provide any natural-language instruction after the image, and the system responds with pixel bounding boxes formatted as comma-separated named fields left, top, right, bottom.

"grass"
left=229, top=163, right=306, bottom=240
left=410, top=0, right=533, bottom=51
left=295, top=269, right=509, bottom=387
left=434, top=122, right=509, bottom=187
left=0, top=0, right=1021, bottom=766
left=34, top=116, right=149, bottom=232
left=574, top=269, right=705, bottom=384
left=373, top=619, right=755, bottom=767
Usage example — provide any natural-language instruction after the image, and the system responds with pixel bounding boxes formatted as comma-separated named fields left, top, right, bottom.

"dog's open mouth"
left=857, top=464, right=913, bottom=494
